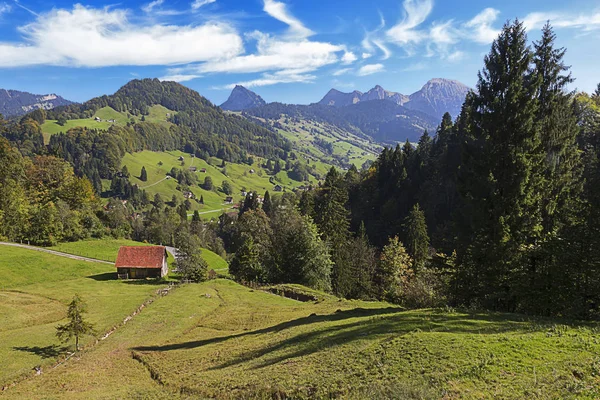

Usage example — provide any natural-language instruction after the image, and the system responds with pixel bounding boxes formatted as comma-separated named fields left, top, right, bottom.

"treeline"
left=0, top=136, right=101, bottom=245
left=227, top=22, right=600, bottom=319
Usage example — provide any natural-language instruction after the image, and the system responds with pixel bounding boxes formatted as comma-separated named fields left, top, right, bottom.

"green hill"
left=3, top=275, right=599, bottom=399
left=120, top=150, right=315, bottom=217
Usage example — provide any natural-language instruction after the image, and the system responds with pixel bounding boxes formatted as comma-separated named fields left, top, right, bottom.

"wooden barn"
left=115, top=246, right=168, bottom=279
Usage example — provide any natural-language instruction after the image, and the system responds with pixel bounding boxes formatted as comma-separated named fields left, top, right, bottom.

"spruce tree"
left=314, top=167, right=351, bottom=294
left=455, top=20, right=544, bottom=309
left=140, top=166, right=148, bottom=182
left=230, top=236, right=265, bottom=282
left=56, top=294, right=95, bottom=351
left=262, top=190, right=273, bottom=216
left=403, top=203, right=430, bottom=271
left=533, top=22, right=582, bottom=234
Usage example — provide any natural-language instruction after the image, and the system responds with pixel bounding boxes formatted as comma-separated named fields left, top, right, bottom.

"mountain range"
left=225, top=78, right=470, bottom=143
left=0, top=89, right=73, bottom=117
left=315, top=79, right=469, bottom=120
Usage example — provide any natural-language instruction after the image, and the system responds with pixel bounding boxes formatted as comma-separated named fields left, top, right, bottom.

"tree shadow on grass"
left=13, top=345, right=68, bottom=359
left=88, top=272, right=116, bottom=281
left=132, top=307, right=534, bottom=366
left=133, top=307, right=403, bottom=352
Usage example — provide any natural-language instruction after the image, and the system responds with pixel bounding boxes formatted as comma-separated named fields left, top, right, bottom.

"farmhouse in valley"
left=115, top=246, right=168, bottom=279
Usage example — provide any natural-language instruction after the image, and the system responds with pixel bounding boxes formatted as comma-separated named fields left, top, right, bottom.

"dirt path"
left=0, top=242, right=113, bottom=265
left=140, top=175, right=170, bottom=190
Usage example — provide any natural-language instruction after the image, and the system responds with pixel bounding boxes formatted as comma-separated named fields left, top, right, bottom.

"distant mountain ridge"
left=318, top=79, right=469, bottom=120
left=0, top=89, right=73, bottom=117
left=220, top=85, right=266, bottom=111
left=319, top=85, right=410, bottom=108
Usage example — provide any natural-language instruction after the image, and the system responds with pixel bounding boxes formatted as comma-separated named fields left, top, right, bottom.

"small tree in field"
left=56, top=294, right=95, bottom=351
left=140, top=166, right=148, bottom=182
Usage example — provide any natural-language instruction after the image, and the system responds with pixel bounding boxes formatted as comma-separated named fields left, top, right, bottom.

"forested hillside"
left=225, top=22, right=600, bottom=319
left=47, top=79, right=291, bottom=163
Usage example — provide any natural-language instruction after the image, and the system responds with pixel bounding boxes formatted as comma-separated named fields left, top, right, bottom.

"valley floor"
left=2, top=246, right=599, bottom=399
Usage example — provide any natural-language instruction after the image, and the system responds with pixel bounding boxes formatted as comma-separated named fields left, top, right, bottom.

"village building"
left=189, top=166, right=197, bottom=172
left=199, top=168, right=207, bottom=173
left=274, top=185, right=283, bottom=192
left=225, top=196, right=234, bottom=204
left=183, top=191, right=194, bottom=199
left=115, top=246, right=168, bottom=279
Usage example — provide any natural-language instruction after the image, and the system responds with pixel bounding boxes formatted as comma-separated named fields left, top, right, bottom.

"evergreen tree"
left=298, top=190, right=314, bottom=217
left=153, top=193, right=164, bottom=209
left=403, top=204, right=430, bottom=271
left=230, top=236, right=266, bottom=282
left=455, top=20, right=544, bottom=309
left=202, top=176, right=214, bottom=191
left=377, top=236, right=413, bottom=302
left=199, top=195, right=204, bottom=204
left=533, top=22, right=582, bottom=234
left=314, top=167, right=351, bottom=294
left=56, top=294, right=95, bottom=351
left=262, top=190, right=273, bottom=216
left=140, top=166, right=148, bottom=182
left=121, top=165, right=130, bottom=178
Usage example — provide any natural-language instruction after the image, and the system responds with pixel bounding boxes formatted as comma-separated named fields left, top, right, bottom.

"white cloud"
left=263, top=0, right=313, bottom=38
left=193, top=33, right=343, bottom=74
left=386, top=0, right=433, bottom=45
left=223, top=69, right=315, bottom=89
left=333, top=68, right=352, bottom=76
left=445, top=50, right=465, bottom=62
left=362, top=52, right=372, bottom=59
left=372, top=40, right=391, bottom=60
left=341, top=51, right=357, bottom=64
left=142, top=0, right=163, bottom=13
left=463, top=8, right=500, bottom=44
left=523, top=10, right=600, bottom=32
left=0, top=5, right=243, bottom=68
left=191, top=0, right=216, bottom=10
left=0, top=2, right=11, bottom=16
left=401, top=61, right=428, bottom=72
left=160, top=74, right=202, bottom=82
left=358, top=63, right=384, bottom=76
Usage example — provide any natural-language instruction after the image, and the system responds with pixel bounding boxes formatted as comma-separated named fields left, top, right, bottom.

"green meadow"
left=2, top=273, right=599, bottom=399
left=0, top=240, right=228, bottom=387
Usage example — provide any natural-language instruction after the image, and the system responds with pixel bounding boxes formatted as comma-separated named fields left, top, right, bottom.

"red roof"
left=115, top=246, right=166, bottom=269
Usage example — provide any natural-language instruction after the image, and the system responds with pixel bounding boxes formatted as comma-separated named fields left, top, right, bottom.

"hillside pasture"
left=3, top=278, right=600, bottom=399
left=0, top=245, right=161, bottom=386
left=40, top=105, right=175, bottom=144
left=121, top=150, right=310, bottom=217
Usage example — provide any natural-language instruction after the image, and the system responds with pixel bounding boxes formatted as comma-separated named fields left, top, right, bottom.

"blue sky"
left=0, top=0, right=599, bottom=105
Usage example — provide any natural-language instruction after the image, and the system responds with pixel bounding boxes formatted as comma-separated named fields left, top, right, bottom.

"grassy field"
left=121, top=150, right=312, bottom=217
left=0, top=246, right=160, bottom=386
left=40, top=105, right=174, bottom=144
left=272, top=117, right=380, bottom=169
left=3, top=275, right=600, bottom=399
left=0, top=239, right=228, bottom=388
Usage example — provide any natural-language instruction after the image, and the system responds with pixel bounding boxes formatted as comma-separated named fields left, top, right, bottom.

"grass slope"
left=4, top=278, right=600, bottom=399
left=121, top=150, right=309, bottom=217
left=0, top=246, right=161, bottom=385
left=40, top=105, right=174, bottom=144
